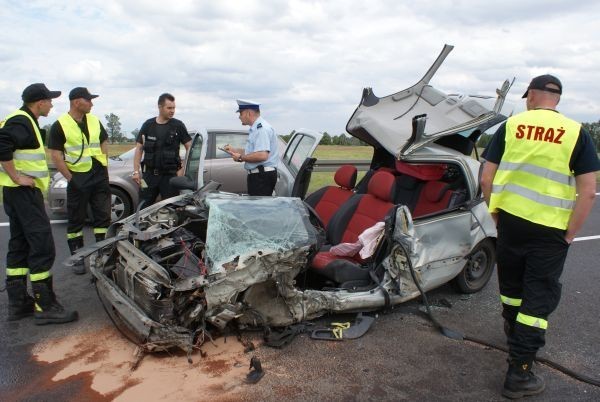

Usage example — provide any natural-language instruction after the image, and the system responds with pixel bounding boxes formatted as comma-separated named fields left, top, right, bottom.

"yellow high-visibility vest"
left=0, top=110, right=49, bottom=192
left=58, top=113, right=107, bottom=172
left=489, top=109, right=580, bottom=229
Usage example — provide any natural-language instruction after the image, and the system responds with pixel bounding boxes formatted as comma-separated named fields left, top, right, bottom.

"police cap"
left=236, top=99, right=260, bottom=112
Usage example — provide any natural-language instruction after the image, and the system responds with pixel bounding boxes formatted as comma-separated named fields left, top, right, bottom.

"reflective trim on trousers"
left=30, top=271, right=51, bottom=282
left=501, top=294, right=522, bottom=307
left=67, top=231, right=84, bottom=239
left=516, top=312, right=548, bottom=330
left=7, top=267, right=29, bottom=276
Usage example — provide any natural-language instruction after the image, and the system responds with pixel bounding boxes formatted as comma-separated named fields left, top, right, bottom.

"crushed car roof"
left=346, top=44, right=513, bottom=157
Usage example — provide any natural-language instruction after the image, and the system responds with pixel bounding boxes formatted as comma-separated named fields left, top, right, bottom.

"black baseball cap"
left=21, top=83, right=61, bottom=103
left=69, top=87, right=99, bottom=100
left=522, top=74, right=562, bottom=98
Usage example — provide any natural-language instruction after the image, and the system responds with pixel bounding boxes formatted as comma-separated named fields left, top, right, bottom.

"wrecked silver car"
left=77, top=44, right=513, bottom=354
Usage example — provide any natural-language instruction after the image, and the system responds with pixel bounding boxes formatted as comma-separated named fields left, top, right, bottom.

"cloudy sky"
left=1, top=1, right=599, bottom=137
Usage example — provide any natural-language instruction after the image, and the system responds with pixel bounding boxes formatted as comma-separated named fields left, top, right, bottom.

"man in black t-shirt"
left=133, top=93, right=192, bottom=207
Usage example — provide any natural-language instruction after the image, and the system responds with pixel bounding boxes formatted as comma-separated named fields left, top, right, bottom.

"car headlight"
left=52, top=177, right=68, bottom=189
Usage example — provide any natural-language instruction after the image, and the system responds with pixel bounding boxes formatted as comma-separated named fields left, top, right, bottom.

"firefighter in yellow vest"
left=0, top=83, right=78, bottom=324
left=48, top=87, right=111, bottom=275
left=481, top=75, right=599, bottom=399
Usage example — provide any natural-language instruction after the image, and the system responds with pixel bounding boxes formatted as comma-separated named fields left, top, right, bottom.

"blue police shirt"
left=244, top=116, right=279, bottom=170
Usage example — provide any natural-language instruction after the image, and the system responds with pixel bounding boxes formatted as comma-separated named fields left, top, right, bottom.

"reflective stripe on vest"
left=58, top=113, right=107, bottom=172
left=0, top=110, right=50, bottom=191
left=489, top=109, right=580, bottom=230
left=516, top=312, right=548, bottom=330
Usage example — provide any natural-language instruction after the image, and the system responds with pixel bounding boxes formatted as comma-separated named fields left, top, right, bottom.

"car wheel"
left=453, top=238, right=495, bottom=294
left=111, top=187, right=133, bottom=222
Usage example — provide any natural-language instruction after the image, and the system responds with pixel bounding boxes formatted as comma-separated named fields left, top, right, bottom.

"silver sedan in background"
left=48, top=129, right=285, bottom=221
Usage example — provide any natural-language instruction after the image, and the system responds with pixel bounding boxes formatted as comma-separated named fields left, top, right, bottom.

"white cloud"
left=1, top=0, right=599, bottom=137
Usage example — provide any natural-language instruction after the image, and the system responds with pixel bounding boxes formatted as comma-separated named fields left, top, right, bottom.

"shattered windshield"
left=205, top=194, right=317, bottom=273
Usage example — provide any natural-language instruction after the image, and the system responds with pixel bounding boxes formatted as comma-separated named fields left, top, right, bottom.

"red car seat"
left=304, top=165, right=357, bottom=228
left=310, top=170, right=397, bottom=284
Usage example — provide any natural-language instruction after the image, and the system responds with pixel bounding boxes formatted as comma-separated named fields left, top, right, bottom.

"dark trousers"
left=3, top=186, right=55, bottom=277
left=139, top=171, right=178, bottom=208
left=496, top=210, right=569, bottom=362
left=247, top=170, right=277, bottom=196
left=66, top=172, right=111, bottom=239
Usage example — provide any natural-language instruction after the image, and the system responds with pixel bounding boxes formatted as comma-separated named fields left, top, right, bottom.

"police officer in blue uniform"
left=224, top=99, right=280, bottom=196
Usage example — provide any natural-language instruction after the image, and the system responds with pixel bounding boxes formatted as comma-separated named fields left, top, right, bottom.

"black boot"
left=32, top=278, right=78, bottom=325
left=67, top=236, right=86, bottom=275
left=6, top=278, right=34, bottom=321
left=502, top=359, right=545, bottom=399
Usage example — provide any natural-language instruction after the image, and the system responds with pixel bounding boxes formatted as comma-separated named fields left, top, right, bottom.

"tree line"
left=281, top=130, right=368, bottom=146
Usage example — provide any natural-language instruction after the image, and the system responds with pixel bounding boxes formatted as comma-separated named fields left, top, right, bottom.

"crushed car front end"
left=88, top=191, right=323, bottom=353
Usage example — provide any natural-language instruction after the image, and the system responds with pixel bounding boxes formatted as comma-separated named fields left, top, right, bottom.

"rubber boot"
left=502, top=359, right=545, bottom=399
left=67, top=236, right=86, bottom=275
left=32, top=277, right=78, bottom=325
left=6, top=278, right=34, bottom=321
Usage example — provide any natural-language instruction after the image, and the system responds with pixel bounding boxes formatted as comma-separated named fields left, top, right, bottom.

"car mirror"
left=170, top=176, right=196, bottom=191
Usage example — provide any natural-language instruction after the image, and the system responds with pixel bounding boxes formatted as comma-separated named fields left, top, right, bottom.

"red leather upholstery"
left=395, top=161, right=446, bottom=180
left=305, top=165, right=357, bottom=228
left=412, top=180, right=453, bottom=218
left=310, top=171, right=396, bottom=283
left=334, top=165, right=358, bottom=189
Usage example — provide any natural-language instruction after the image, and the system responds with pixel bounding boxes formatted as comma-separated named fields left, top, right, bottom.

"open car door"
left=275, top=129, right=323, bottom=198
left=171, top=129, right=208, bottom=192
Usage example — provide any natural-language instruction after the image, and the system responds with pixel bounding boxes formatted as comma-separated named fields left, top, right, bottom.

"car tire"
left=110, top=187, right=133, bottom=222
left=453, top=238, right=495, bottom=294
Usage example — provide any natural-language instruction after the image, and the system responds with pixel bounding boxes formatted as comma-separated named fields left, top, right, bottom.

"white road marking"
left=573, top=235, right=600, bottom=242
left=0, top=219, right=68, bottom=227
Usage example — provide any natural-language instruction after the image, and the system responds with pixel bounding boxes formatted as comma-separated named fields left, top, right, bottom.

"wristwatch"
left=132, top=171, right=139, bottom=176
left=237, top=155, right=243, bottom=162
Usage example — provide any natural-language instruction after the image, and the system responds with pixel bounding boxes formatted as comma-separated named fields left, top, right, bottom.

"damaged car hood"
left=346, top=44, right=513, bottom=157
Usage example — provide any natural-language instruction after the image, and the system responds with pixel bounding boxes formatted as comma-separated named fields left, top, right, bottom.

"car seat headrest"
left=367, top=171, right=396, bottom=202
left=334, top=165, right=358, bottom=190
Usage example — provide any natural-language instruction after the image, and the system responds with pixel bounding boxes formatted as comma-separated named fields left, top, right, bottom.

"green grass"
left=313, top=145, right=373, bottom=160
left=306, top=145, right=372, bottom=193
left=308, top=171, right=368, bottom=194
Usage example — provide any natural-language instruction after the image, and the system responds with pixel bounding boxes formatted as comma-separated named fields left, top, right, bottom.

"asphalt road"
left=0, top=203, right=599, bottom=401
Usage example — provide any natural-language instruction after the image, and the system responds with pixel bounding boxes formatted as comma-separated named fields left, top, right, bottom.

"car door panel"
left=275, top=129, right=323, bottom=196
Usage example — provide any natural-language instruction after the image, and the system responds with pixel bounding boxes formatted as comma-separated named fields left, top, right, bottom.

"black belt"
left=147, top=169, right=176, bottom=175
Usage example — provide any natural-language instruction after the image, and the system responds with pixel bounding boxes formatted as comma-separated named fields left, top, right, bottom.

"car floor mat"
left=310, top=313, right=375, bottom=340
